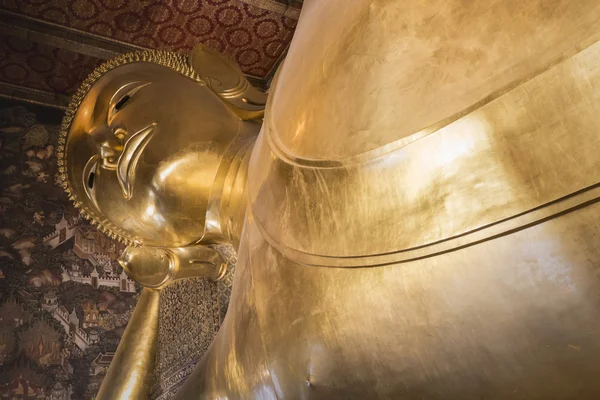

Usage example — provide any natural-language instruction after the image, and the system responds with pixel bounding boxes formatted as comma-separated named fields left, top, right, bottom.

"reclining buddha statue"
left=59, top=0, right=600, bottom=398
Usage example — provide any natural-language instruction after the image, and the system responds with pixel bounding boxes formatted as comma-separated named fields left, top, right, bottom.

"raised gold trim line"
left=253, top=182, right=600, bottom=268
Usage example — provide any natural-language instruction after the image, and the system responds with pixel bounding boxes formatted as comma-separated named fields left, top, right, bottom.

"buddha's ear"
left=190, top=44, right=266, bottom=118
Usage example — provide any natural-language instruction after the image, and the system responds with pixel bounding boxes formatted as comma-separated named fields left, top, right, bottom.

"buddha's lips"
left=116, top=123, right=156, bottom=200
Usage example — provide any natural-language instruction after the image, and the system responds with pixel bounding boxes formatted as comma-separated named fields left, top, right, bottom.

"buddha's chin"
left=117, top=198, right=206, bottom=247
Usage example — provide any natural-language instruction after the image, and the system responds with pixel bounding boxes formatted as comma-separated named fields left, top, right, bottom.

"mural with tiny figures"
left=0, top=100, right=140, bottom=399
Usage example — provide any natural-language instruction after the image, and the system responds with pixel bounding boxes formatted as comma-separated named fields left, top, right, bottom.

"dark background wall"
left=0, top=99, right=138, bottom=399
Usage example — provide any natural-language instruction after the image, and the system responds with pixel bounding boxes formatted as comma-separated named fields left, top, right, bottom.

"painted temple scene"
left=0, top=102, right=139, bottom=399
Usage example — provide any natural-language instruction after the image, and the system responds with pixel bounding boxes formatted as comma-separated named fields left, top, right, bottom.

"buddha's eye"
left=110, top=93, right=132, bottom=122
left=114, top=95, right=130, bottom=112
left=83, top=156, right=99, bottom=203
left=87, top=159, right=98, bottom=191
left=88, top=170, right=95, bottom=189
left=108, top=81, right=150, bottom=123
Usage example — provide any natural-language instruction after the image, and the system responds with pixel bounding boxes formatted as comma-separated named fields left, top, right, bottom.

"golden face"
left=61, top=53, right=247, bottom=248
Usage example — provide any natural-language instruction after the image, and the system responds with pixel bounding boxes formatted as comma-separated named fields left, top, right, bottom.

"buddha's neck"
left=203, top=135, right=256, bottom=249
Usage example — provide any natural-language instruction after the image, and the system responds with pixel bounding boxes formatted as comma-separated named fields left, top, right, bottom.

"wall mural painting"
left=0, top=99, right=139, bottom=399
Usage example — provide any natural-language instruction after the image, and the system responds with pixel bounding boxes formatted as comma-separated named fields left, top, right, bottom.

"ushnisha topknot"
left=56, top=50, right=206, bottom=246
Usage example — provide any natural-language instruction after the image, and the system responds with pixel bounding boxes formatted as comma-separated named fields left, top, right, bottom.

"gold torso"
left=248, top=0, right=600, bottom=266
left=249, top=36, right=600, bottom=267
left=177, top=0, right=600, bottom=398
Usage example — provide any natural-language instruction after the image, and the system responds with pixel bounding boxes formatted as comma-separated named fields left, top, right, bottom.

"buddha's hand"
left=118, top=244, right=227, bottom=290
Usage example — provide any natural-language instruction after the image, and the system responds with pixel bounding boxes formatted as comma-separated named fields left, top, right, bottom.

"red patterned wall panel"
left=0, top=0, right=297, bottom=78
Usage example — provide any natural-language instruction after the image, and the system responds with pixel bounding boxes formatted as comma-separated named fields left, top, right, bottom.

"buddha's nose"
left=93, top=127, right=125, bottom=169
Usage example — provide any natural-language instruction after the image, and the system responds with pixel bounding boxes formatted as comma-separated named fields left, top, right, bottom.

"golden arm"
left=95, top=245, right=227, bottom=399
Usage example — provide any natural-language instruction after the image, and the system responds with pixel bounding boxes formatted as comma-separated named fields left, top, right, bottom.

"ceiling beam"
left=0, top=81, right=69, bottom=110
left=0, top=9, right=144, bottom=60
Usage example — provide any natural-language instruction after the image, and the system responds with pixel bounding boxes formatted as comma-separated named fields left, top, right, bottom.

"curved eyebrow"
left=107, top=81, right=151, bottom=124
